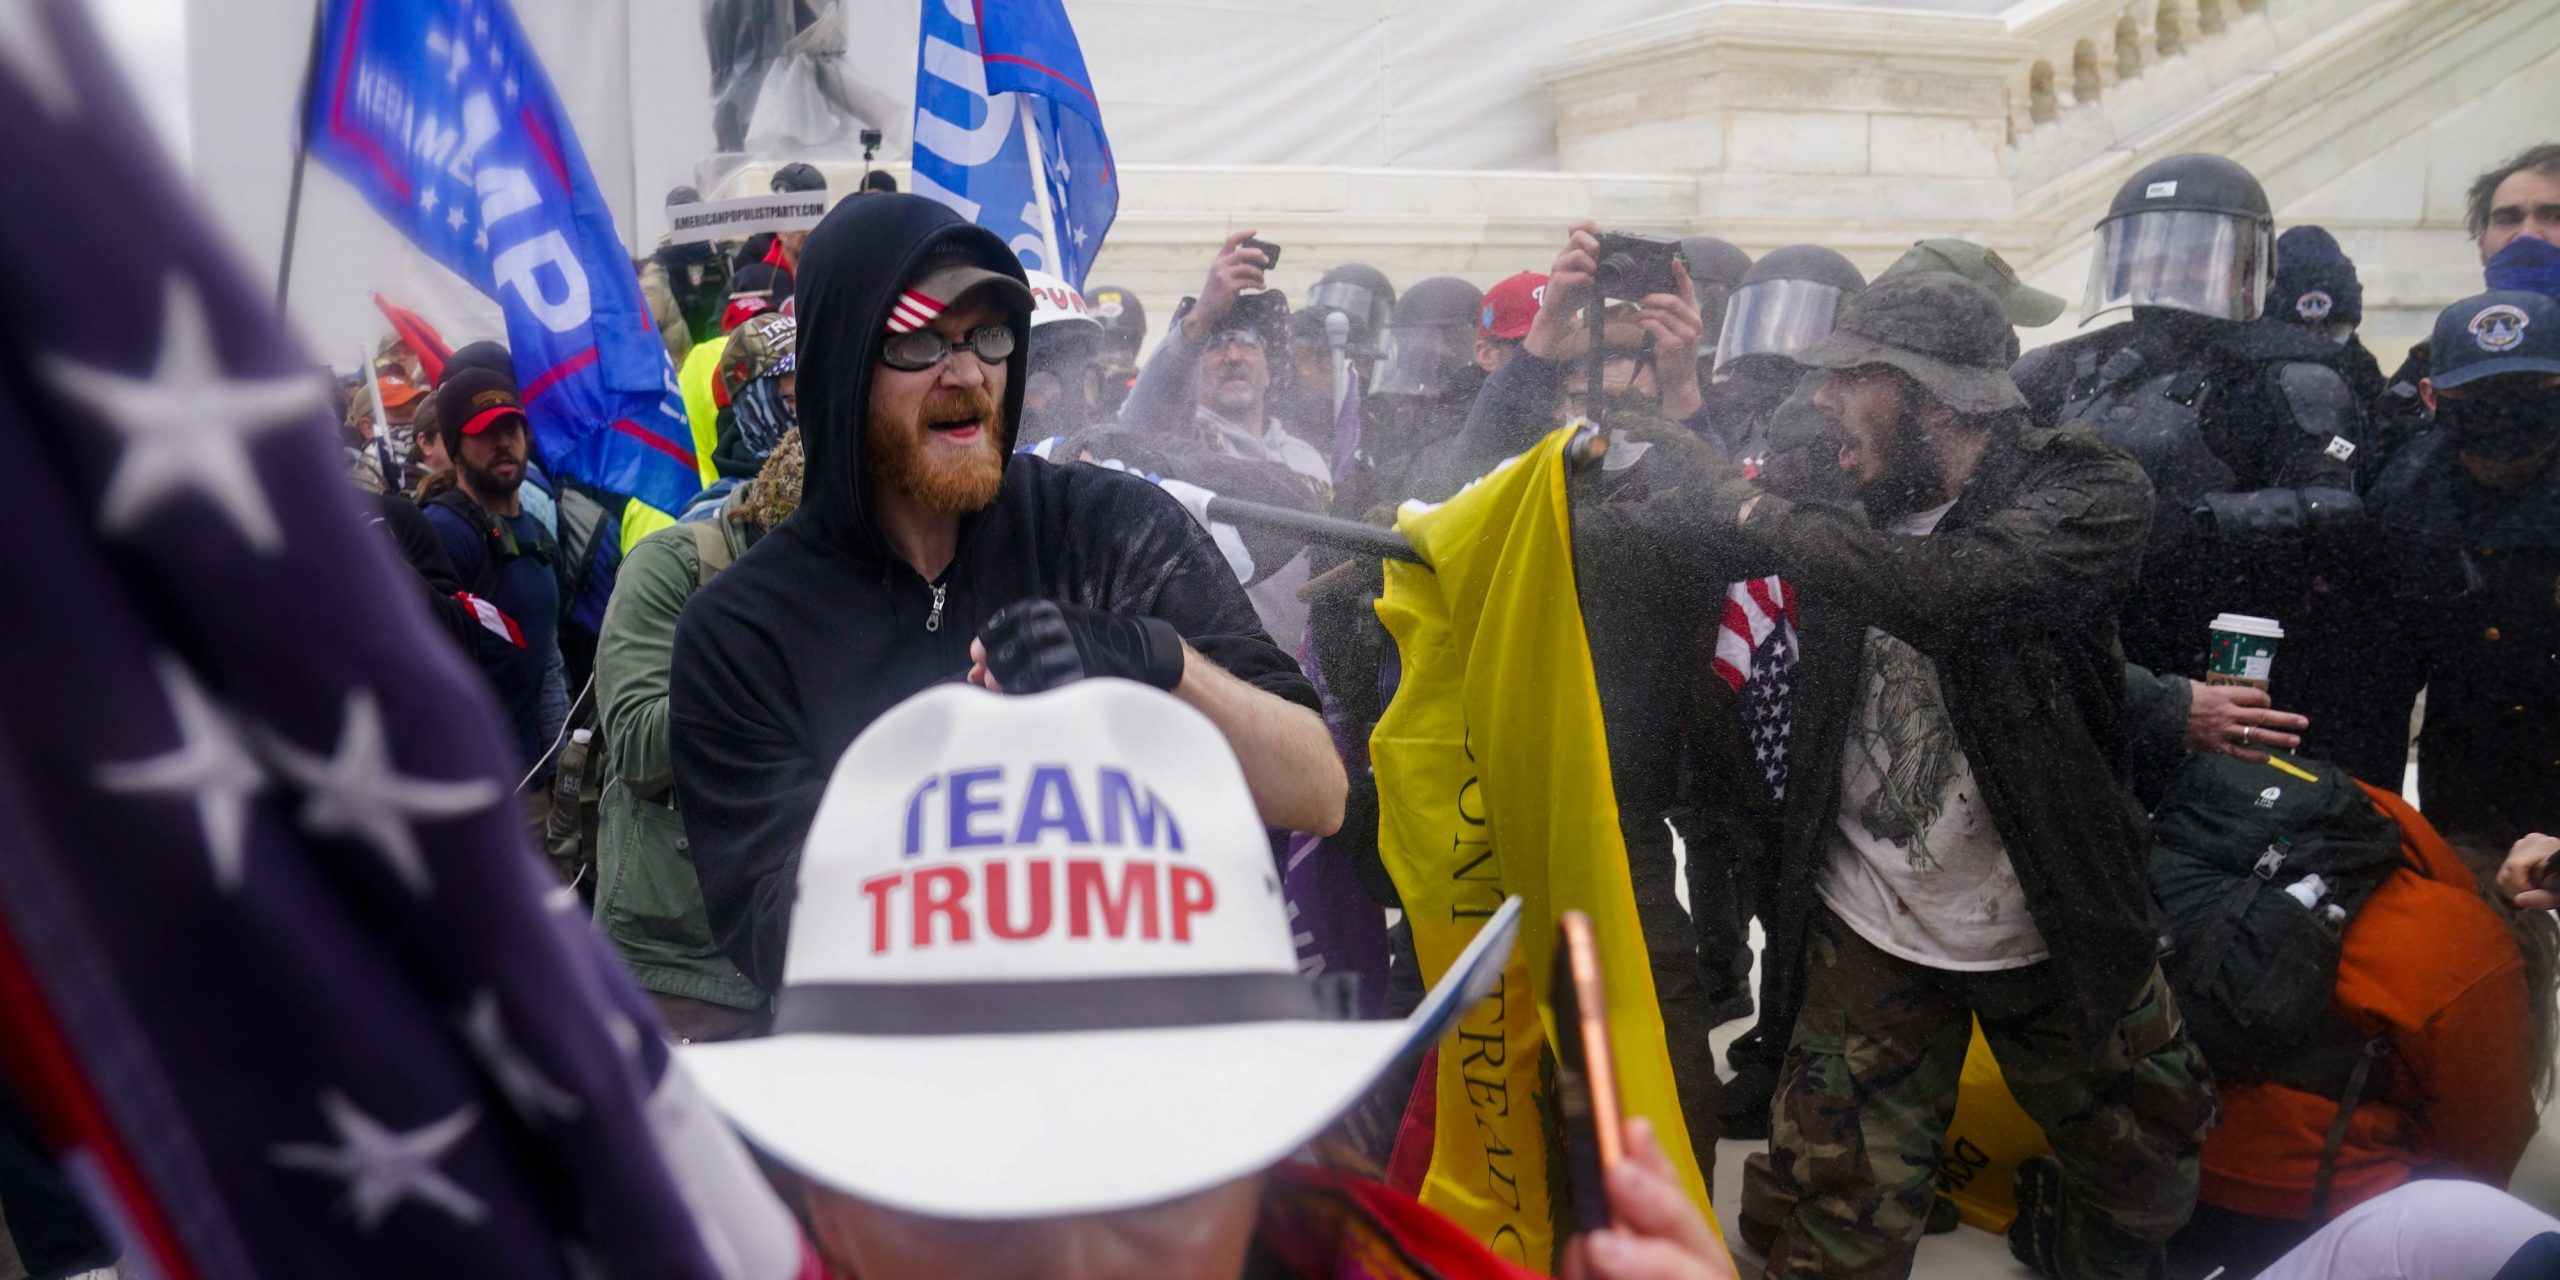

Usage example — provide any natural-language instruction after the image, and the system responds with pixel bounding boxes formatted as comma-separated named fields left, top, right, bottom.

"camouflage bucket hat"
left=1795, top=272, right=2027, bottom=416
left=720, top=312, right=798, bottom=404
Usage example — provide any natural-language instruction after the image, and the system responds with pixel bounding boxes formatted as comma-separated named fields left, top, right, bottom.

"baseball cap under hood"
left=789, top=194, right=1033, bottom=562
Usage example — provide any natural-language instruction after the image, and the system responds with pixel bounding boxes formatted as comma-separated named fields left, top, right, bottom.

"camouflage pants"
left=1761, top=910, right=2216, bottom=1280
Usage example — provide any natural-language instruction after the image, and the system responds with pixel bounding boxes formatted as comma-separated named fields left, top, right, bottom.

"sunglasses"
left=882, top=323, right=1017, bottom=373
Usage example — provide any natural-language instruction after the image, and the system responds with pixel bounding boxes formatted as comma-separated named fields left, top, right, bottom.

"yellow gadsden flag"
left=1370, top=427, right=1719, bottom=1269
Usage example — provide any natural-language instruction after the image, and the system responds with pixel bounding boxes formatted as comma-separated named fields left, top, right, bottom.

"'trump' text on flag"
left=302, top=0, right=701, bottom=515
left=910, top=0, right=1118, bottom=289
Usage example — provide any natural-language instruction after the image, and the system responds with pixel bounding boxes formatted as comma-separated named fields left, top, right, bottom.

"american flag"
left=1713, top=576, right=1798, bottom=802
left=0, top=5, right=799, bottom=1276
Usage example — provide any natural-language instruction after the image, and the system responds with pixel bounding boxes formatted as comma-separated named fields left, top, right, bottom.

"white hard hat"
left=1024, top=268, right=1104, bottom=334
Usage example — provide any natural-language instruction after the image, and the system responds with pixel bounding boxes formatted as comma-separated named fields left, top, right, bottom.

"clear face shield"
left=1306, top=281, right=1386, bottom=354
left=2082, top=209, right=2273, bottom=323
left=1376, top=323, right=1469, bottom=399
left=1713, top=279, right=1843, bottom=376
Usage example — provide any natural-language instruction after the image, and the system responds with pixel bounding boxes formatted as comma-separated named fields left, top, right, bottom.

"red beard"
left=868, top=386, right=1006, bottom=515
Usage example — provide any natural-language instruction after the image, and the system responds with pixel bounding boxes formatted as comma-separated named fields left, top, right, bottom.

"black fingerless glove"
left=980, top=599, right=1187, bottom=694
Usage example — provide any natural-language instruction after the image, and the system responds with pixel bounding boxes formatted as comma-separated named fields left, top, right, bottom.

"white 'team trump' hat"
left=681, top=679, right=1519, bottom=1221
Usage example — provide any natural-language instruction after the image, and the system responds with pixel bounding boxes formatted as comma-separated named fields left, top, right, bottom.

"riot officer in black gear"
left=1276, top=264, right=1398, bottom=456
left=1703, top=245, right=1866, bottom=473
left=1086, top=284, right=1147, bottom=416
left=2011, top=153, right=2364, bottom=685
left=1304, top=263, right=1398, bottom=365
left=1344, top=277, right=1486, bottom=516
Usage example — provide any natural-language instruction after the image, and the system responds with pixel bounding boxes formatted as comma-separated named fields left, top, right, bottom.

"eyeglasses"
left=1206, top=330, right=1265, bottom=354
left=881, top=323, right=1017, bottom=372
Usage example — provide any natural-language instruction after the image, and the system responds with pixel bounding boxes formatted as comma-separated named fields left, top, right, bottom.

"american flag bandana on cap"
left=886, top=261, right=1035, bottom=335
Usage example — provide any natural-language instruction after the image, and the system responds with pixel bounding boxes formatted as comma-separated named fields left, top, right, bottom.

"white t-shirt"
left=1817, top=501, right=2051, bottom=971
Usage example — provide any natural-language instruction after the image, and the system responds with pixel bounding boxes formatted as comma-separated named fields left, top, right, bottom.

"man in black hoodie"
left=669, top=195, right=1342, bottom=995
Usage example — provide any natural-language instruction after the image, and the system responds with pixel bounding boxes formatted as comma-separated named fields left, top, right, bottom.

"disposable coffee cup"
left=2206, top=613, right=2284, bottom=689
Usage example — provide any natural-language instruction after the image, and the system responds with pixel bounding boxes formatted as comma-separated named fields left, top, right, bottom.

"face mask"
left=2437, top=386, right=2560, bottom=464
left=2484, top=235, right=2560, bottom=299
left=731, top=375, right=797, bottom=463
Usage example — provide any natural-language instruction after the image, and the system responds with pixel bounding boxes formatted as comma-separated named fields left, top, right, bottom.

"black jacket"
left=2320, top=432, right=2560, bottom=844
left=668, top=197, right=1316, bottom=991
left=1580, top=421, right=2162, bottom=1049
left=2011, top=312, right=2362, bottom=675
left=369, top=492, right=478, bottom=651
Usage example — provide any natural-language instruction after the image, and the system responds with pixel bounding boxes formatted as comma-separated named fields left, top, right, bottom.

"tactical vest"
left=2058, top=347, right=2236, bottom=555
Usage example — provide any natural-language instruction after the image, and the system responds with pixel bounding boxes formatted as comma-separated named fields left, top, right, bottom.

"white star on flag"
left=425, top=28, right=468, bottom=86
left=474, top=227, right=489, bottom=252
left=270, top=1092, right=488, bottom=1231
left=0, top=0, right=80, bottom=119
left=459, top=992, right=581, bottom=1123
left=472, top=10, right=488, bottom=38
left=42, top=274, right=318, bottom=555
left=501, top=73, right=519, bottom=101
left=94, top=656, right=268, bottom=893
left=447, top=205, right=467, bottom=234
left=420, top=186, right=439, bottom=214
left=1070, top=223, right=1089, bottom=248
left=265, top=688, right=502, bottom=897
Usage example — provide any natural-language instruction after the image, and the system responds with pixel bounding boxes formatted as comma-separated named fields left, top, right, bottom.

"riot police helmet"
left=1376, top=277, right=1486, bottom=399
left=1085, top=285, right=1148, bottom=358
left=1714, top=245, right=1866, bottom=376
left=1305, top=263, right=1397, bottom=356
left=1680, top=237, right=1753, bottom=349
left=2083, top=152, right=2276, bottom=324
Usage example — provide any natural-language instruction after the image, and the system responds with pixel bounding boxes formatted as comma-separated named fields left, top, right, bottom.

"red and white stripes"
left=1712, top=575, right=1795, bottom=693
left=887, top=289, right=946, bottom=335
left=454, top=592, right=527, bottom=649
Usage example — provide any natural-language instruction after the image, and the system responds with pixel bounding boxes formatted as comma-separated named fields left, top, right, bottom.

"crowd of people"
left=317, top=143, right=2560, bottom=1279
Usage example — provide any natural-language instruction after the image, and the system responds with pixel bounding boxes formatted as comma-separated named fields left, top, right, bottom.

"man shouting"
left=1581, top=274, right=2214, bottom=1279
left=670, top=195, right=1343, bottom=996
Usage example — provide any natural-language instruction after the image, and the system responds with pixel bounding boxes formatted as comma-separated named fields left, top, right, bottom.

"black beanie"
left=2272, top=225, right=2362, bottom=328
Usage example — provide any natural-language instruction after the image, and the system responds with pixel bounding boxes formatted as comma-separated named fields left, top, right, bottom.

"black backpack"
left=425, top=488, right=557, bottom=599
left=2149, top=751, right=2407, bottom=1215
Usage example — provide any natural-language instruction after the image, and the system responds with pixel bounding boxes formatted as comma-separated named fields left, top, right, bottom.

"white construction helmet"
left=1025, top=269, right=1103, bottom=336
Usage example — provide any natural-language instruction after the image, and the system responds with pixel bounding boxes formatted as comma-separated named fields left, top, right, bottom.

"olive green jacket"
left=593, top=507, right=765, bottom=1010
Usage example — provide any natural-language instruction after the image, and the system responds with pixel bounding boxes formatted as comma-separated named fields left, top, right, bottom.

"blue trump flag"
left=911, top=0, right=1118, bottom=288
left=303, top=0, right=699, bottom=514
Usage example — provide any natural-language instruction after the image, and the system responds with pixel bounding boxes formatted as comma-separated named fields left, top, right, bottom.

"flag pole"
left=1228, top=426, right=1615, bottom=581
left=276, top=0, right=327, bottom=310
left=1017, top=100, right=1066, bottom=277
